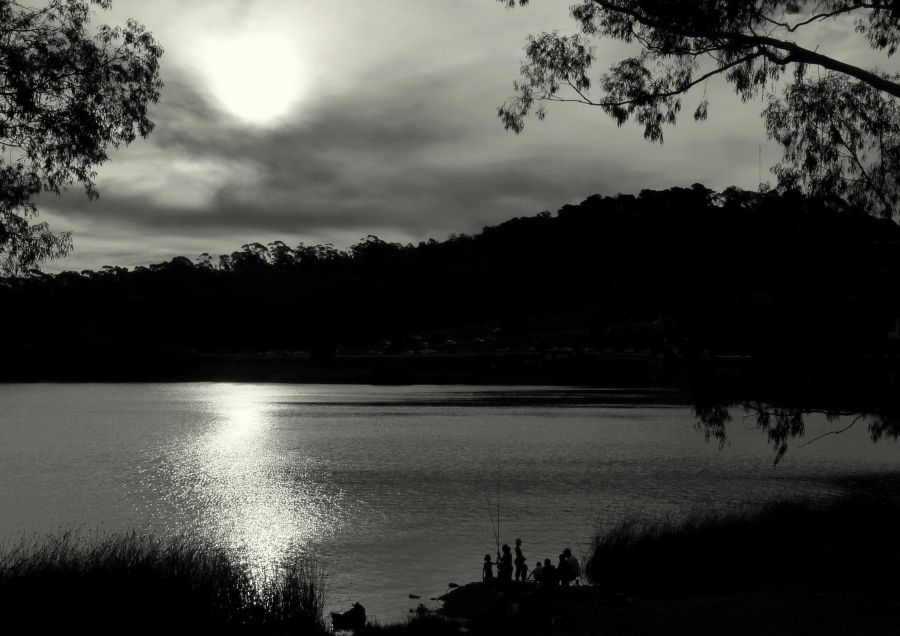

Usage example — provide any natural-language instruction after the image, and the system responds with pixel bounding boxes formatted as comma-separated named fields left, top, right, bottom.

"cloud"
left=38, top=60, right=775, bottom=271
left=35, top=0, right=882, bottom=272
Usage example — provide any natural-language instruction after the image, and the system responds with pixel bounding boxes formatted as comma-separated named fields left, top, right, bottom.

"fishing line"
left=487, top=494, right=500, bottom=555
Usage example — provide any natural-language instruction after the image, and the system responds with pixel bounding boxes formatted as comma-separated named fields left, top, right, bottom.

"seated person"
left=482, top=554, right=494, bottom=583
left=529, top=560, right=543, bottom=584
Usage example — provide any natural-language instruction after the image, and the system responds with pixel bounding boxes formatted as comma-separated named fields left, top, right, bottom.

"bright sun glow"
left=197, top=31, right=310, bottom=126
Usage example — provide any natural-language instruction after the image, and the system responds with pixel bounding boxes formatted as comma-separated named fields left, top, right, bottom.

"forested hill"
left=3, top=184, right=900, bottom=378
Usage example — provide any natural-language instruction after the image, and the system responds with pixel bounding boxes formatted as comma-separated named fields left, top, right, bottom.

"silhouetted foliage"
left=586, top=496, right=900, bottom=597
left=0, top=0, right=163, bottom=274
left=1, top=185, right=899, bottom=381
left=499, top=1, right=900, bottom=216
left=0, top=532, right=325, bottom=636
left=692, top=399, right=900, bottom=464
left=765, top=71, right=900, bottom=217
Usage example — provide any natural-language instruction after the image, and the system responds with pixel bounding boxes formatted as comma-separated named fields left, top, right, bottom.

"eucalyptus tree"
left=0, top=0, right=162, bottom=275
left=498, top=1, right=900, bottom=217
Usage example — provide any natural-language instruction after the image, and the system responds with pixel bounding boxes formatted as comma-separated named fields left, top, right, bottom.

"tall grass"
left=585, top=496, right=900, bottom=597
left=0, top=531, right=326, bottom=635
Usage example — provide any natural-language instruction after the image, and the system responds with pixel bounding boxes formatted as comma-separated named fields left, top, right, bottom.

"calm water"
left=1, top=383, right=897, bottom=621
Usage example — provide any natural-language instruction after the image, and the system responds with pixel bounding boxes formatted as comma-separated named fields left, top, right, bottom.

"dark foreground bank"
left=435, top=578, right=900, bottom=636
left=0, top=533, right=325, bottom=635
left=4, top=493, right=900, bottom=635
left=433, top=491, right=900, bottom=635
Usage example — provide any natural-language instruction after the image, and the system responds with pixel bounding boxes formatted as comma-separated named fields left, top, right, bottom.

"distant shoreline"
left=1, top=350, right=659, bottom=386
left=4, top=350, right=898, bottom=413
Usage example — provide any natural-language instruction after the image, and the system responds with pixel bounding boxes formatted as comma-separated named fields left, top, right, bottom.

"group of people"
left=483, top=539, right=581, bottom=589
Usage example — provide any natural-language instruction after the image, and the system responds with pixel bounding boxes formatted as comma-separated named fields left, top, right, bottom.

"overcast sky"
left=35, top=0, right=870, bottom=271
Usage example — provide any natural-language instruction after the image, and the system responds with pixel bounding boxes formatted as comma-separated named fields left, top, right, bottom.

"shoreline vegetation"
left=435, top=490, right=900, bottom=635
left=5, top=493, right=900, bottom=635
left=0, top=532, right=325, bottom=635
left=4, top=184, right=899, bottom=449
left=4, top=186, right=900, bottom=386
left=2, top=349, right=898, bottom=407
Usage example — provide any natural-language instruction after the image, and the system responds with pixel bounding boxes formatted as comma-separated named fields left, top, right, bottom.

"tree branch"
left=726, top=31, right=900, bottom=98
left=546, top=52, right=758, bottom=108
left=757, top=5, right=871, bottom=33
left=797, top=414, right=866, bottom=448
left=830, top=124, right=894, bottom=211
left=587, top=0, right=900, bottom=99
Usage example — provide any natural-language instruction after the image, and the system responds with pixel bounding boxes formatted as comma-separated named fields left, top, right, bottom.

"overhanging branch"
left=587, top=0, right=900, bottom=99
left=546, top=52, right=759, bottom=108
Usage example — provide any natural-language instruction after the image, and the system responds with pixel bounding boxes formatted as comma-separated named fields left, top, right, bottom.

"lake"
left=0, top=383, right=897, bottom=622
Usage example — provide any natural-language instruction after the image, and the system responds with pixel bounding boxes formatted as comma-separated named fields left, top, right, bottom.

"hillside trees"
left=498, top=1, right=900, bottom=217
left=2, top=186, right=898, bottom=358
left=0, top=0, right=162, bottom=274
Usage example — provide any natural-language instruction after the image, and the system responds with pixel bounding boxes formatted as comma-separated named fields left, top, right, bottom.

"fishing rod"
left=487, top=494, right=500, bottom=558
left=496, top=483, right=500, bottom=559
left=486, top=453, right=502, bottom=561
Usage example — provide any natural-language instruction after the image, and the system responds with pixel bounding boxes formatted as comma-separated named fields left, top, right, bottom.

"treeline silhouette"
left=2, top=184, right=899, bottom=381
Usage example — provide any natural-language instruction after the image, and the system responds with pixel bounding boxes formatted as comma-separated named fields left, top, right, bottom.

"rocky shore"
left=433, top=580, right=900, bottom=635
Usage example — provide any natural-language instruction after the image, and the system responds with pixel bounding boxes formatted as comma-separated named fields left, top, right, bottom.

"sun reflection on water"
left=170, top=385, right=342, bottom=571
left=212, top=399, right=265, bottom=449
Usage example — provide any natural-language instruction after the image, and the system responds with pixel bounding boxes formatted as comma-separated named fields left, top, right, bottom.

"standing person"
left=482, top=554, right=494, bottom=585
left=498, top=544, right=513, bottom=585
left=563, top=548, right=581, bottom=585
left=558, top=553, right=572, bottom=586
left=514, top=538, right=528, bottom=583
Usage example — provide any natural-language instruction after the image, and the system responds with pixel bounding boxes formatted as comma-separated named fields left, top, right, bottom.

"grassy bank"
left=0, top=532, right=325, bottom=635
left=585, top=495, right=900, bottom=597
left=6, top=496, right=900, bottom=635
left=436, top=495, right=900, bottom=635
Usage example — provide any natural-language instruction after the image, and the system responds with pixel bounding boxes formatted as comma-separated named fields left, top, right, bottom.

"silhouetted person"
left=514, top=538, right=528, bottom=583
left=541, top=558, right=557, bottom=590
left=498, top=544, right=513, bottom=585
left=483, top=554, right=494, bottom=585
left=563, top=548, right=581, bottom=585
left=529, top=560, right=543, bottom=584
left=558, top=553, right=572, bottom=586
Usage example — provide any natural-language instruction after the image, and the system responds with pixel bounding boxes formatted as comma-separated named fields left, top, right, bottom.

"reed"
left=0, top=531, right=325, bottom=635
left=585, top=495, right=900, bottom=597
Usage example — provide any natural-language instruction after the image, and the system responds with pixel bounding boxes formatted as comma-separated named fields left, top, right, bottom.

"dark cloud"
left=39, top=0, right=860, bottom=271
left=46, top=152, right=623, bottom=239
left=43, top=68, right=628, bottom=265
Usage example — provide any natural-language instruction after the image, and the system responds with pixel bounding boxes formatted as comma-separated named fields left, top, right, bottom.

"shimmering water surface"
left=1, top=383, right=897, bottom=621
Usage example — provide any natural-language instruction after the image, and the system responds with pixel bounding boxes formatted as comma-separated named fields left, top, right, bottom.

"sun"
left=197, top=30, right=310, bottom=126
